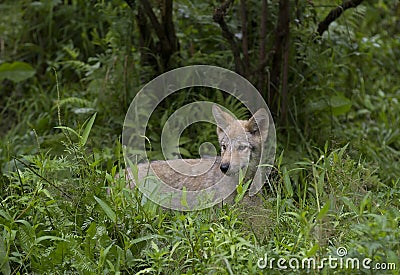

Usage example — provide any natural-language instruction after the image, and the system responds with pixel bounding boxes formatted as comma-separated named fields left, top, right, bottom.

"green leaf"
left=130, top=234, right=166, bottom=245
left=54, top=126, right=80, bottom=139
left=235, top=179, right=251, bottom=204
left=306, top=244, right=319, bottom=257
left=308, top=94, right=352, bottom=116
left=234, top=168, right=251, bottom=203
left=170, top=240, right=182, bottom=257
left=316, top=200, right=330, bottom=220
left=0, top=230, right=11, bottom=275
left=136, top=268, right=156, bottom=274
left=359, top=192, right=371, bottom=215
left=35, top=236, right=64, bottom=244
left=0, top=209, right=11, bottom=221
left=94, top=196, right=116, bottom=223
left=151, top=241, right=159, bottom=252
left=0, top=62, right=35, bottom=82
left=180, top=187, right=189, bottom=208
left=329, top=95, right=352, bottom=116
left=342, top=197, right=358, bottom=214
left=178, top=147, right=192, bottom=157
left=283, top=167, right=293, bottom=197
left=99, top=243, right=113, bottom=267
left=81, top=113, right=97, bottom=146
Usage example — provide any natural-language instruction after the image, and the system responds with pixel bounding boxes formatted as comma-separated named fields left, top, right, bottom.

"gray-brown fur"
left=116, top=105, right=269, bottom=204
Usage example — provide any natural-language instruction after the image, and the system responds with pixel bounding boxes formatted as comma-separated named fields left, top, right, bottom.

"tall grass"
left=1, top=1, right=399, bottom=274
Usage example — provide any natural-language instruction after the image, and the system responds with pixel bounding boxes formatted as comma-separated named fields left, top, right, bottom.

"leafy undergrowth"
left=1, top=1, right=399, bottom=273
left=1, top=125, right=399, bottom=274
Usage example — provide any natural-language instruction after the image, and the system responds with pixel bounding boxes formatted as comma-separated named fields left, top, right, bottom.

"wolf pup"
left=115, top=105, right=269, bottom=209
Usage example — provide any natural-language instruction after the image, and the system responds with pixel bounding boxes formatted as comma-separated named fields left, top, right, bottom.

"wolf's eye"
left=221, top=144, right=226, bottom=151
left=238, top=145, right=247, bottom=151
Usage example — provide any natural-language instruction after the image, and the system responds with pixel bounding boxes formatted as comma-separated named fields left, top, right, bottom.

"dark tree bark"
left=213, top=0, right=273, bottom=83
left=317, top=0, right=364, bottom=36
left=256, top=0, right=267, bottom=91
left=213, top=0, right=245, bottom=75
left=125, top=0, right=179, bottom=73
left=270, top=0, right=290, bottom=120
left=125, top=0, right=135, bottom=9
left=213, top=0, right=285, bottom=119
left=240, top=0, right=249, bottom=76
left=136, top=5, right=157, bottom=70
left=281, top=29, right=289, bottom=122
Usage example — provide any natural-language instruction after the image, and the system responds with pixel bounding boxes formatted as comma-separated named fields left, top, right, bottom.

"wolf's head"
left=212, top=105, right=269, bottom=178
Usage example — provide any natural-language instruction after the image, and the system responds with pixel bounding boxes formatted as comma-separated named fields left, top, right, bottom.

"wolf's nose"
left=220, top=163, right=229, bottom=173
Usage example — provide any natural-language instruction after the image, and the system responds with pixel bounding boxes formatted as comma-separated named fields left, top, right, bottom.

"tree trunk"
left=270, top=0, right=290, bottom=120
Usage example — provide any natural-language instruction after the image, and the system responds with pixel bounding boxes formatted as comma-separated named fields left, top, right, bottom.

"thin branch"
left=162, top=0, right=174, bottom=38
left=215, top=0, right=234, bottom=14
left=160, top=0, right=179, bottom=69
left=14, top=157, right=73, bottom=200
left=135, top=0, right=179, bottom=71
left=257, top=0, right=268, bottom=92
left=259, top=0, right=268, bottom=62
left=270, top=0, right=290, bottom=117
left=213, top=0, right=245, bottom=75
left=280, top=0, right=290, bottom=122
left=281, top=31, right=289, bottom=122
left=139, top=0, right=170, bottom=52
left=317, top=0, right=364, bottom=36
left=240, top=0, right=249, bottom=74
left=136, top=6, right=156, bottom=69
left=162, top=0, right=179, bottom=51
left=253, top=49, right=275, bottom=75
left=124, top=0, right=136, bottom=10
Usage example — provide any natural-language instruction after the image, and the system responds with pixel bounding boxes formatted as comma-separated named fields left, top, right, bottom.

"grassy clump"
left=1, top=124, right=399, bottom=273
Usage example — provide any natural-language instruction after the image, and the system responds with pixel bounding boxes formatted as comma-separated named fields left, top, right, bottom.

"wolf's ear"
left=246, top=108, right=269, bottom=138
left=212, top=105, right=235, bottom=134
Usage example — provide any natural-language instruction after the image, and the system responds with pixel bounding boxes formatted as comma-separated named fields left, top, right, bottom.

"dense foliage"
left=0, top=0, right=399, bottom=274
